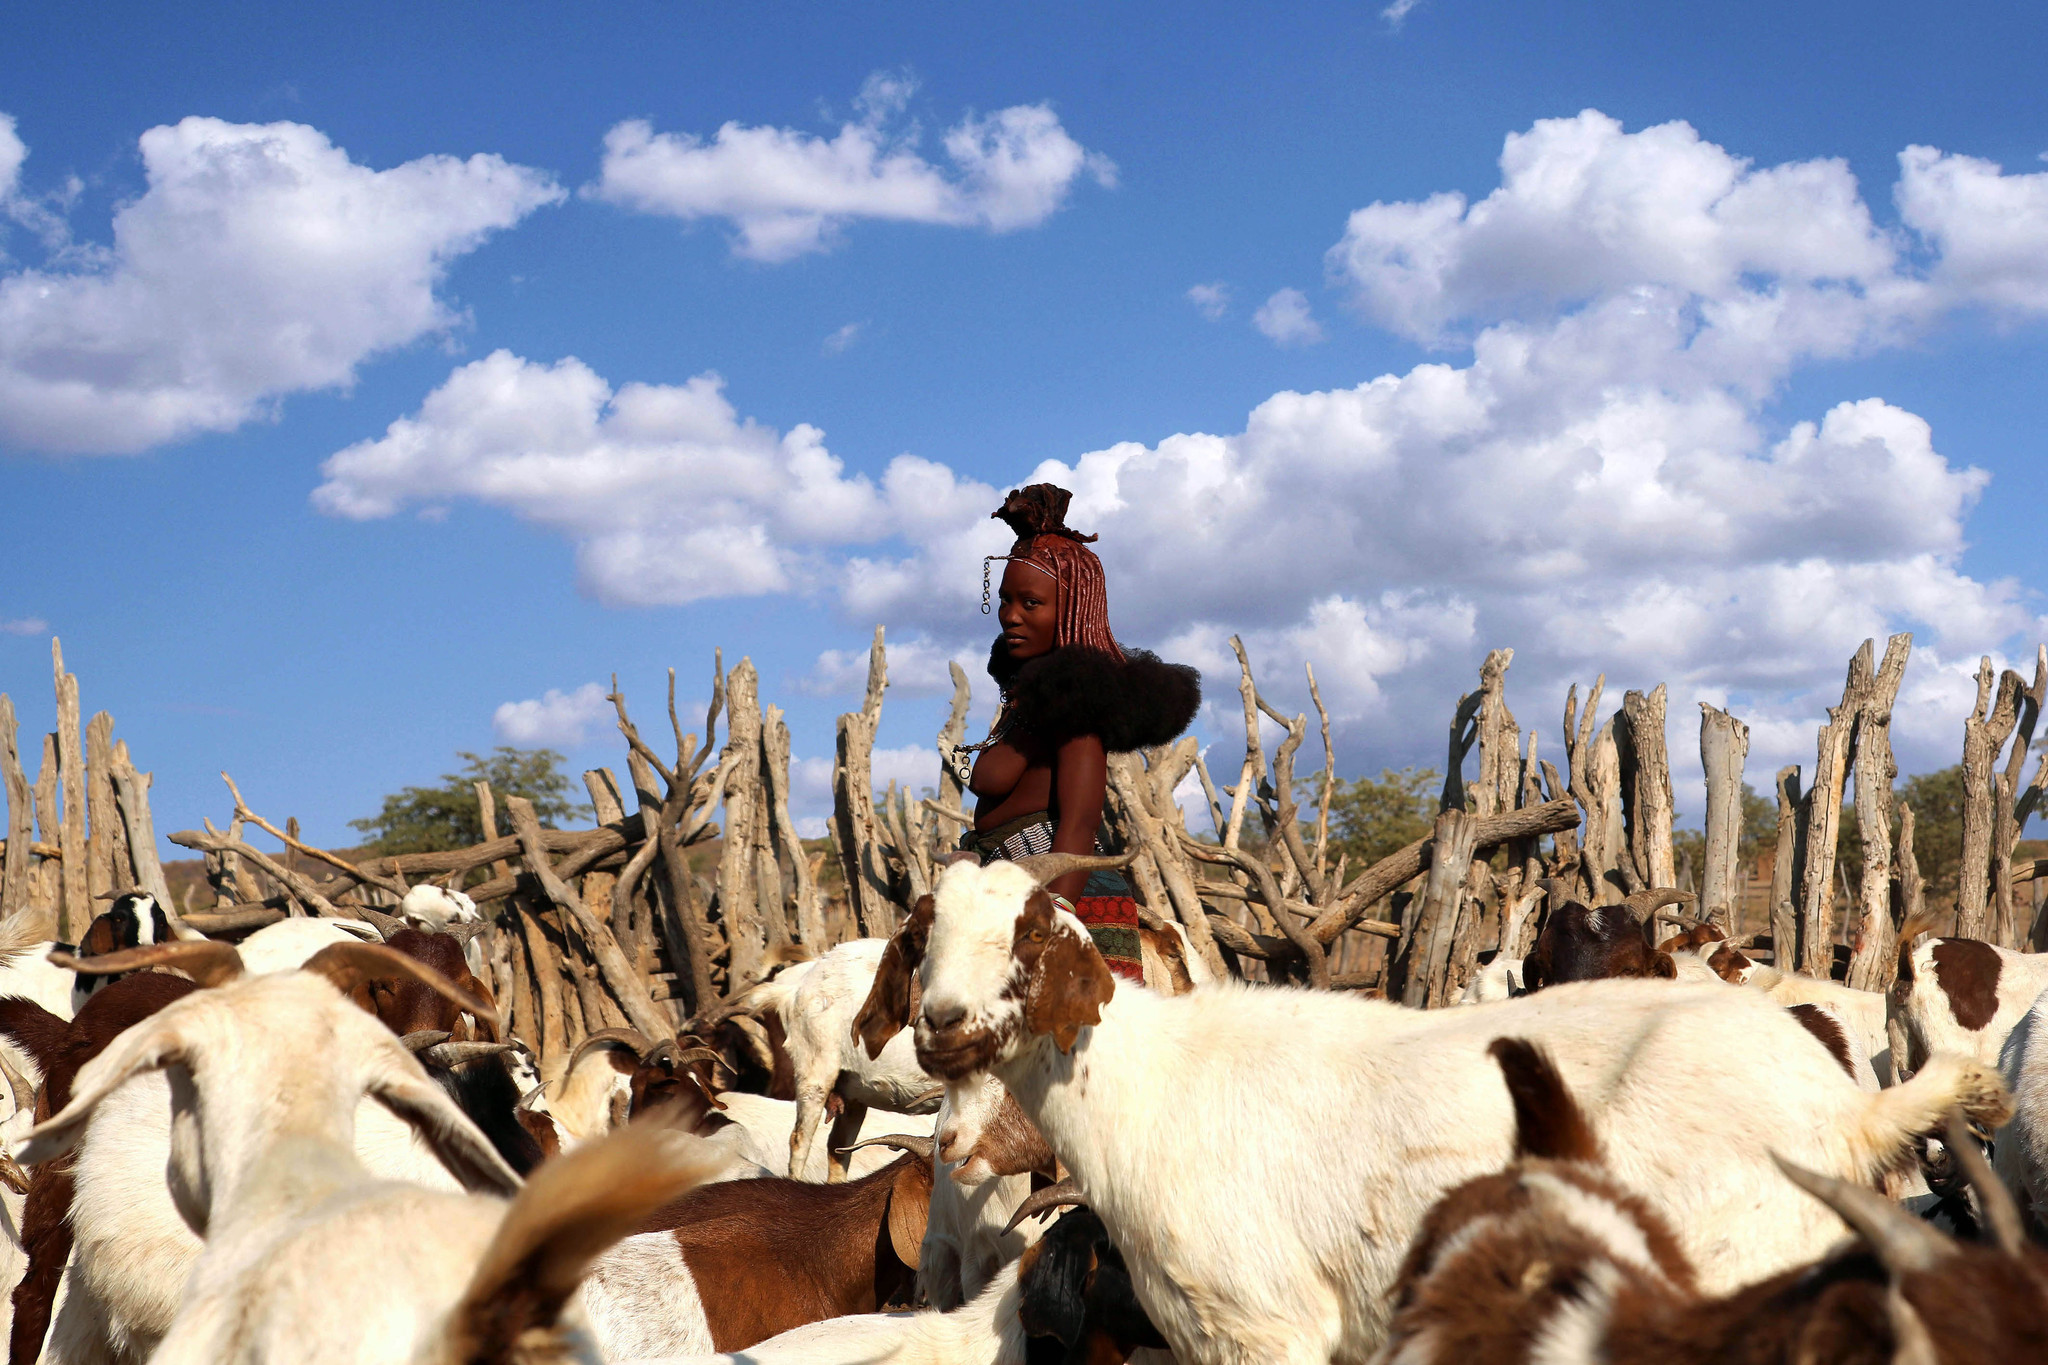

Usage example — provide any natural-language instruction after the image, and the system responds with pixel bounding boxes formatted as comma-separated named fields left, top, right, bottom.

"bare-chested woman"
left=957, top=485, right=1201, bottom=981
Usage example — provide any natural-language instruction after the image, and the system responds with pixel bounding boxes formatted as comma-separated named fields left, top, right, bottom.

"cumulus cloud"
left=1187, top=281, right=1230, bottom=320
left=0, top=112, right=560, bottom=455
left=798, top=635, right=983, bottom=698
left=823, top=321, right=863, bottom=353
left=591, top=73, right=1115, bottom=261
left=328, top=110, right=2048, bottom=784
left=1252, top=287, right=1324, bottom=346
left=0, top=616, right=48, bottom=636
left=492, top=682, right=611, bottom=748
left=314, top=349, right=1000, bottom=606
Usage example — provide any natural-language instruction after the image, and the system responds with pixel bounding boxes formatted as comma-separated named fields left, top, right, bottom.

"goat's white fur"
left=19, top=968, right=524, bottom=1365
left=917, top=859, right=2011, bottom=1364
left=1733, top=962, right=1893, bottom=1084
left=1896, top=935, right=2048, bottom=1072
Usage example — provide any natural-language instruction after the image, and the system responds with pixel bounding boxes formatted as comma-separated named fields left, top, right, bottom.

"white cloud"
left=492, top=682, right=611, bottom=748
left=1187, top=281, right=1230, bottom=320
left=314, top=349, right=1001, bottom=607
left=823, top=321, right=863, bottom=353
left=0, top=616, right=48, bottom=636
left=799, top=636, right=982, bottom=698
left=0, top=113, right=560, bottom=455
left=1381, top=0, right=1424, bottom=27
left=1253, top=287, right=1325, bottom=346
left=328, top=110, right=2048, bottom=788
left=591, top=74, right=1114, bottom=261
left=1895, top=145, right=2048, bottom=314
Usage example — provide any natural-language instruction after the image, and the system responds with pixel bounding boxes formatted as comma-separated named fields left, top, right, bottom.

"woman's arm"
left=1046, top=731, right=1109, bottom=905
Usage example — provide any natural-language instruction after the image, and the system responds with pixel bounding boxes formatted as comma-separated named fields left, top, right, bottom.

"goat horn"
left=421, top=1041, right=516, bottom=1069
left=299, top=943, right=500, bottom=1037
left=1623, top=888, right=1696, bottom=919
left=842, top=1133, right=936, bottom=1164
left=0, top=1153, right=30, bottom=1197
left=400, top=1029, right=453, bottom=1053
left=910, top=1085, right=946, bottom=1109
left=0, top=1046, right=33, bottom=1116
left=1772, top=1154, right=1951, bottom=1273
left=52, top=940, right=246, bottom=988
left=565, top=1028, right=654, bottom=1076
left=1009, top=851, right=1138, bottom=887
left=1002, top=1176, right=1087, bottom=1235
left=1944, top=1110, right=2025, bottom=1257
left=666, top=1047, right=724, bottom=1070
left=438, top=920, right=489, bottom=944
left=353, top=907, right=407, bottom=940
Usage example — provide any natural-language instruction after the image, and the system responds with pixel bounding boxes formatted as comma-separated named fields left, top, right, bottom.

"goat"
left=922, top=1072, right=1055, bottom=1311
left=19, top=937, right=719, bottom=1365
left=1374, top=1037, right=2048, bottom=1365
left=1520, top=890, right=1697, bottom=989
left=896, top=858, right=2013, bottom=1363
left=30, top=929, right=526, bottom=1365
left=578, top=1139, right=935, bottom=1357
left=1893, top=909, right=2048, bottom=1076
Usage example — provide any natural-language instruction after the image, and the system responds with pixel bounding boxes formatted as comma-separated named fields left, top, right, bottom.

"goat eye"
left=1027, top=928, right=1046, bottom=943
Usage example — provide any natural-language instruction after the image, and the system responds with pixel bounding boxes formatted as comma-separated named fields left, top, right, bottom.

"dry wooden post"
left=582, top=769, right=625, bottom=931
left=1698, top=702, right=1751, bottom=929
left=751, top=744, right=789, bottom=955
left=1897, top=803, right=1926, bottom=940
left=107, top=740, right=174, bottom=911
left=1796, top=643, right=1873, bottom=976
left=1563, top=678, right=1626, bottom=905
left=1471, top=649, right=1520, bottom=818
left=763, top=705, right=825, bottom=950
left=0, top=696, right=30, bottom=921
left=1403, top=809, right=1481, bottom=1008
left=1991, top=647, right=2048, bottom=947
left=1106, top=747, right=1226, bottom=975
left=1845, top=635, right=1911, bottom=989
left=51, top=641, right=86, bottom=940
left=1615, top=686, right=1675, bottom=892
left=1959, top=657, right=2025, bottom=940
left=84, top=712, right=123, bottom=899
left=1770, top=766, right=1803, bottom=964
left=506, top=795, right=673, bottom=1042
left=1222, top=637, right=1270, bottom=853
left=932, top=662, right=973, bottom=854
left=832, top=627, right=895, bottom=939
left=30, top=734, right=61, bottom=930
left=714, top=659, right=766, bottom=987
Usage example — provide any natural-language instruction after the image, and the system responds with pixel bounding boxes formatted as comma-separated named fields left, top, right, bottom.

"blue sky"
left=4, top=0, right=2048, bottom=849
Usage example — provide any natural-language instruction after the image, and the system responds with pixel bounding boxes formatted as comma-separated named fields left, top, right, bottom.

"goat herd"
left=0, top=852, right=2042, bottom=1363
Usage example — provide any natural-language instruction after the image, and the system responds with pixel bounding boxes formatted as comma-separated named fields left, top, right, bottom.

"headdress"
left=982, top=484, right=1122, bottom=661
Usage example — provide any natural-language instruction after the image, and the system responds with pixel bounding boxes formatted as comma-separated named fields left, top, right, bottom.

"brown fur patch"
left=1490, top=1038, right=1600, bottom=1163
left=1932, top=937, right=2002, bottom=1032
left=853, top=896, right=934, bottom=1060
left=1705, top=943, right=1752, bottom=982
left=1136, top=925, right=1195, bottom=994
left=968, top=1088, right=1058, bottom=1179
left=1019, top=890, right=1115, bottom=1053
left=1787, top=1004, right=1857, bottom=1080
left=646, top=1152, right=934, bottom=1351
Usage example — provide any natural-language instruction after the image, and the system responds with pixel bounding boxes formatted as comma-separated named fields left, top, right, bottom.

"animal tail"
left=1893, top=906, right=1946, bottom=989
left=0, top=913, right=50, bottom=969
left=1489, top=1037, right=1601, bottom=1163
left=434, top=1112, right=726, bottom=1364
left=1847, top=1053, right=2013, bottom=1177
left=0, top=996, right=69, bottom=1077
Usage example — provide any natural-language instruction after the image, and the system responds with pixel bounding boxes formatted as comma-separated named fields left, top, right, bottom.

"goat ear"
left=20, top=1012, right=190, bottom=1166
left=885, top=1162, right=930, bottom=1270
left=1025, top=909, right=1115, bottom=1054
left=367, top=1050, right=523, bottom=1198
left=1650, top=952, right=1677, bottom=981
left=852, top=895, right=935, bottom=1061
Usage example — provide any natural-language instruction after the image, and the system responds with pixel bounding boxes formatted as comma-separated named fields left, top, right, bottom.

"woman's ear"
left=853, top=895, right=936, bottom=1059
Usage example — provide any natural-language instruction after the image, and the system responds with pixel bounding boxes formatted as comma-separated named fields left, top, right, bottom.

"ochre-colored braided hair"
left=988, top=484, right=1123, bottom=661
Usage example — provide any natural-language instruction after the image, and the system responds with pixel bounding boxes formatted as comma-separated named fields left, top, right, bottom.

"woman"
left=959, top=484, right=1201, bottom=982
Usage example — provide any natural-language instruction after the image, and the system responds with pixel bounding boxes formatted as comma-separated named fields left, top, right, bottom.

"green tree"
left=1898, top=765, right=1966, bottom=911
left=1315, top=766, right=1441, bottom=867
left=349, top=747, right=591, bottom=855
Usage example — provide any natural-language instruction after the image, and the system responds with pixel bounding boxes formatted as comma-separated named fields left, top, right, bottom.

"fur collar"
left=986, top=644, right=1201, bottom=753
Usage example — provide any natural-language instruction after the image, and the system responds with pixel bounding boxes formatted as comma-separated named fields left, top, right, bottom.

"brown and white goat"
left=899, top=858, right=2012, bottom=1363
left=1376, top=1037, right=2048, bottom=1365
left=1892, top=908, right=2048, bottom=1076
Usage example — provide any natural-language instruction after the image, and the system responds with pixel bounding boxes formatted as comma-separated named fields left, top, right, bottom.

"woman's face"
left=998, top=559, right=1060, bottom=659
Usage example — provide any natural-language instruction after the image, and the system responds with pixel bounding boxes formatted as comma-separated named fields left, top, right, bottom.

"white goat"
left=20, top=939, right=717, bottom=1365
left=908, top=860, right=2012, bottom=1365
left=400, top=885, right=485, bottom=976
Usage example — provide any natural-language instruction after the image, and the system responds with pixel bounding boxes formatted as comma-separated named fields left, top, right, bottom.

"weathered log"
left=0, top=696, right=30, bottom=920
left=1698, top=703, right=1751, bottom=928
left=84, top=712, right=124, bottom=899
left=52, top=641, right=87, bottom=940
left=832, top=627, right=895, bottom=939
left=1405, top=809, right=1481, bottom=1008
left=168, top=827, right=337, bottom=917
left=716, top=659, right=766, bottom=988
left=1616, top=685, right=1674, bottom=892
left=1959, top=656, right=2025, bottom=940
left=763, top=705, right=824, bottom=950
left=1846, top=634, right=1911, bottom=990
left=932, top=662, right=973, bottom=855
left=1221, top=637, right=1269, bottom=854
left=1471, top=649, right=1520, bottom=820
left=30, top=734, right=60, bottom=932
left=507, top=796, right=672, bottom=1043
left=1107, top=747, right=1225, bottom=975
left=108, top=740, right=175, bottom=914
left=1797, top=643, right=1872, bottom=975
left=1181, top=836, right=1326, bottom=987
left=583, top=768, right=626, bottom=932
